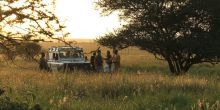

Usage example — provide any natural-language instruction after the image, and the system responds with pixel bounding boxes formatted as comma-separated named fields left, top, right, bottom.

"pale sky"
left=55, top=0, right=122, bottom=39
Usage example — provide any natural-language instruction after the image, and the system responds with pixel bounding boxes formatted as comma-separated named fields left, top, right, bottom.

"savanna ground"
left=0, top=41, right=220, bottom=110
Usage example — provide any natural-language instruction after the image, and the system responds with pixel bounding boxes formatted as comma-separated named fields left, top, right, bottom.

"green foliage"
left=0, top=88, right=41, bottom=110
left=0, top=97, right=42, bottom=110
left=0, top=89, right=4, bottom=96
left=96, top=0, right=220, bottom=75
left=0, top=97, right=29, bottom=110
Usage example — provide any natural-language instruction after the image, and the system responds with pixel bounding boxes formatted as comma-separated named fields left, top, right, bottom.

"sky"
left=55, top=0, right=122, bottom=39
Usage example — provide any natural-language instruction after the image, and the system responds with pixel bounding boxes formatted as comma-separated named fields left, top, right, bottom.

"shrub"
left=0, top=88, right=42, bottom=110
left=16, top=42, right=42, bottom=61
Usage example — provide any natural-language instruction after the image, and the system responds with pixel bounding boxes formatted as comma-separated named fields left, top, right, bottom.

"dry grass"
left=0, top=65, right=219, bottom=110
left=0, top=42, right=220, bottom=110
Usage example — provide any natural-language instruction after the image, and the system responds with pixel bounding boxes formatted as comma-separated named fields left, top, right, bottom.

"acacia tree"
left=96, top=0, right=220, bottom=75
left=0, top=0, right=68, bottom=60
left=16, top=42, right=42, bottom=60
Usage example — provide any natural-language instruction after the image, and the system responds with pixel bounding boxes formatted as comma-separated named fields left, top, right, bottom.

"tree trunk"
left=166, top=58, right=192, bottom=75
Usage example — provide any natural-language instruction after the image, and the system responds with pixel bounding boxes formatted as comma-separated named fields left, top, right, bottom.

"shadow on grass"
left=121, top=63, right=169, bottom=74
left=122, top=63, right=220, bottom=77
left=189, top=63, right=220, bottom=78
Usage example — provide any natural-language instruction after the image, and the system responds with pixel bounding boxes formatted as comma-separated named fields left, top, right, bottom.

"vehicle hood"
left=57, top=58, right=88, bottom=63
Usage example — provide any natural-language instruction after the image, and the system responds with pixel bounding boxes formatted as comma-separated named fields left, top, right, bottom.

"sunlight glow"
left=55, top=0, right=121, bottom=39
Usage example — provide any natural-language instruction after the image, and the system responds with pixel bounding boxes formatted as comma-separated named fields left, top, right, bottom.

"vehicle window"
left=53, top=53, right=58, bottom=60
left=59, top=51, right=82, bottom=58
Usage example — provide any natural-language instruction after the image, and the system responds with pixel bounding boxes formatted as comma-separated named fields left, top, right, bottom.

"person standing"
left=105, top=50, right=112, bottom=73
left=94, top=50, right=103, bottom=72
left=39, top=52, right=50, bottom=71
left=90, top=52, right=96, bottom=71
left=112, top=49, right=120, bottom=72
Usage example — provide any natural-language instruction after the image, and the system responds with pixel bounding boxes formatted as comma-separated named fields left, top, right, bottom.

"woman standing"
left=112, top=50, right=120, bottom=72
left=105, top=50, right=112, bottom=73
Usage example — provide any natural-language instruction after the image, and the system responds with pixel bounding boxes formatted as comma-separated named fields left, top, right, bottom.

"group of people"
left=39, top=49, right=121, bottom=73
left=90, top=49, right=120, bottom=73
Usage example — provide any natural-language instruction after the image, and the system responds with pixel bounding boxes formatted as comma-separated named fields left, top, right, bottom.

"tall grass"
left=0, top=61, right=220, bottom=109
left=0, top=42, right=219, bottom=109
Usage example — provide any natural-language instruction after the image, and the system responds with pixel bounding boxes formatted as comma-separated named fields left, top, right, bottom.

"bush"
left=0, top=49, right=16, bottom=61
left=16, top=42, right=42, bottom=61
left=0, top=88, right=42, bottom=110
left=0, top=97, right=29, bottom=110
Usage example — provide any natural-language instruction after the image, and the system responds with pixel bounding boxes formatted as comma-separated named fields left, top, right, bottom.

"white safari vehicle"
left=47, top=46, right=90, bottom=72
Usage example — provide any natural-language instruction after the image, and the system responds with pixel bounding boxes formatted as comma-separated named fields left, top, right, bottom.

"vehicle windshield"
left=59, top=48, right=83, bottom=59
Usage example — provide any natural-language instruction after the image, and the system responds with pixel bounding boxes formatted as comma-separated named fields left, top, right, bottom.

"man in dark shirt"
left=90, top=52, right=96, bottom=71
left=105, top=50, right=112, bottom=73
left=94, top=50, right=103, bottom=72
left=39, top=52, right=49, bottom=71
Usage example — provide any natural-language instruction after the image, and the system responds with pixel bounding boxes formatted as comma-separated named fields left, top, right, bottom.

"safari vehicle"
left=47, top=46, right=90, bottom=72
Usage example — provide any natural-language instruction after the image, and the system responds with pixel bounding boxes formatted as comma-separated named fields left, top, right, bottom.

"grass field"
left=0, top=42, right=220, bottom=110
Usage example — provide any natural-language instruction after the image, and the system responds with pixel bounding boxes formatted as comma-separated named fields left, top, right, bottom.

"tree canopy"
left=96, top=0, right=220, bottom=75
left=0, top=0, right=68, bottom=59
